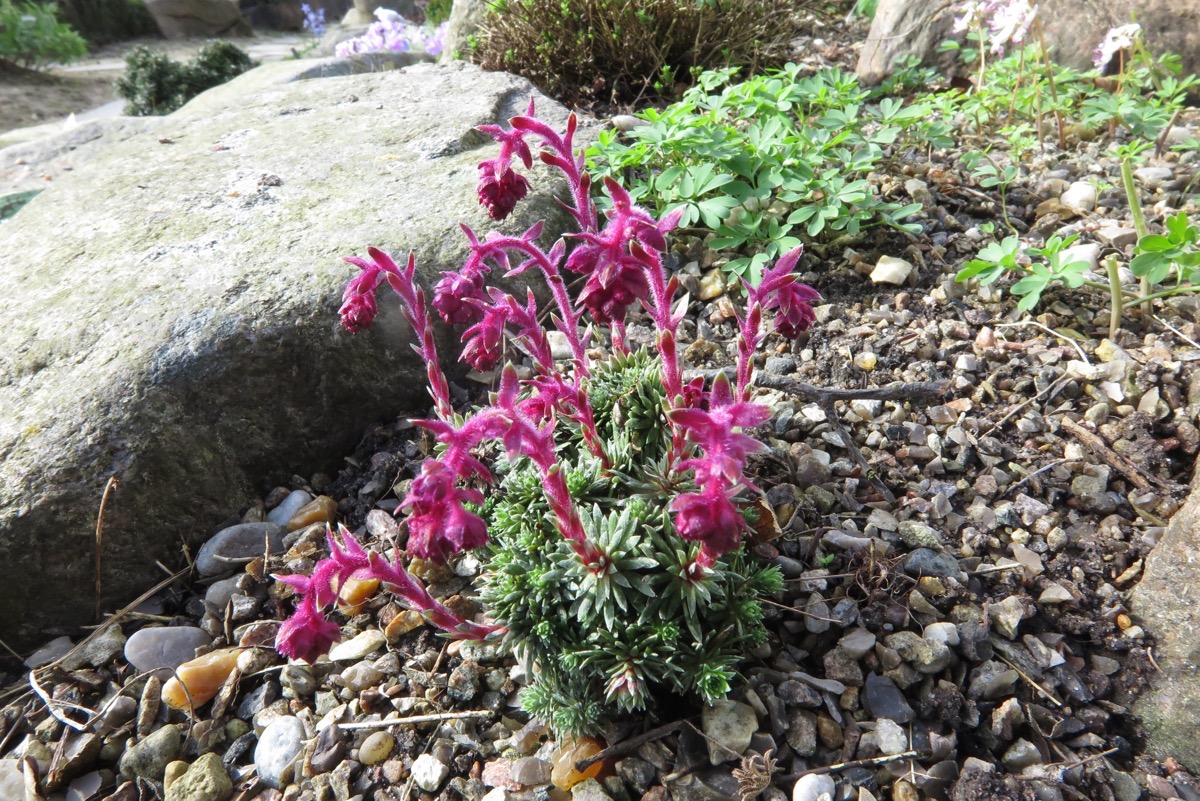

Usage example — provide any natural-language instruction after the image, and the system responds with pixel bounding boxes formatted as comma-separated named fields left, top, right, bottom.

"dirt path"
left=0, top=33, right=306, bottom=136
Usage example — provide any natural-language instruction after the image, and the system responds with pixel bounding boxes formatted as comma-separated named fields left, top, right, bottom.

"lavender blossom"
left=300, top=3, right=327, bottom=36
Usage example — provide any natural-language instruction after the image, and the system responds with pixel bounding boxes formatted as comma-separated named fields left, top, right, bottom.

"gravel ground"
left=1, top=12, right=1198, bottom=801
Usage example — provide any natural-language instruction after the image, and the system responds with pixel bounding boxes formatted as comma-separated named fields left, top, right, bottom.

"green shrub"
left=0, top=0, right=87, bottom=69
left=55, top=0, right=158, bottom=47
left=116, top=41, right=256, bottom=116
left=474, top=0, right=803, bottom=103
left=423, top=0, right=451, bottom=24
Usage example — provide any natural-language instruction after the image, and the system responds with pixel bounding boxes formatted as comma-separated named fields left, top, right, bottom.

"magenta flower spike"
left=671, top=372, right=770, bottom=487
left=273, top=524, right=502, bottom=662
left=671, top=483, right=750, bottom=566
left=275, top=593, right=343, bottom=664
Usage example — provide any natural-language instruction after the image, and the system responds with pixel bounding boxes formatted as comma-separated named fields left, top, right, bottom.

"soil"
left=3, top=10, right=1200, bottom=801
left=0, top=34, right=304, bottom=136
left=0, top=62, right=122, bottom=132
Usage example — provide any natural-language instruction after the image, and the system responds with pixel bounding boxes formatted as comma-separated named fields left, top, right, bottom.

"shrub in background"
left=473, top=0, right=803, bottom=104
left=55, top=0, right=158, bottom=47
left=0, top=0, right=86, bottom=69
left=419, top=0, right=450, bottom=24
left=116, top=40, right=256, bottom=116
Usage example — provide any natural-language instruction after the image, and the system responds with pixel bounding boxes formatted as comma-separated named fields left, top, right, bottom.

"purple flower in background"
left=334, top=7, right=444, bottom=57
left=301, top=3, right=327, bottom=36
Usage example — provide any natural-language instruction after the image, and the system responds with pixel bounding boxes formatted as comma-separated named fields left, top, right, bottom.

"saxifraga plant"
left=272, top=101, right=820, bottom=736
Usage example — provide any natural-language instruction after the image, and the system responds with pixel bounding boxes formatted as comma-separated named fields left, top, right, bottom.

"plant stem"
left=1033, top=19, right=1066, bottom=149
left=1104, top=255, right=1124, bottom=340
left=1120, top=156, right=1151, bottom=317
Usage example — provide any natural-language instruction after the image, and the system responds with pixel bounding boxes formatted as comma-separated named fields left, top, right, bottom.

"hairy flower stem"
left=536, top=460, right=603, bottom=565
left=383, top=258, right=455, bottom=421
left=510, top=112, right=598, bottom=233
left=470, top=235, right=608, bottom=465
left=1032, top=19, right=1066, bottom=150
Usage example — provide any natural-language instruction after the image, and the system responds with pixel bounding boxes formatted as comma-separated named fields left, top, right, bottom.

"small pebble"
left=792, top=773, right=835, bottom=801
left=870, top=255, right=912, bottom=285
left=119, top=724, right=183, bottom=781
left=359, top=731, right=394, bottom=766
left=267, top=490, right=312, bottom=526
left=165, top=752, right=232, bottom=801
left=327, top=629, right=386, bottom=661
left=124, top=627, right=211, bottom=674
left=254, top=716, right=307, bottom=789
left=411, top=753, right=450, bottom=792
left=701, top=700, right=758, bottom=764
left=161, top=648, right=242, bottom=710
left=196, top=523, right=286, bottom=577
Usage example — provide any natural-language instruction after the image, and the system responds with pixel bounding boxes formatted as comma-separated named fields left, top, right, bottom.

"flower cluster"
left=333, top=7, right=448, bottom=58
left=300, top=2, right=326, bottom=37
left=1094, top=23, right=1142, bottom=70
left=278, top=104, right=818, bottom=674
left=953, top=0, right=1037, bottom=55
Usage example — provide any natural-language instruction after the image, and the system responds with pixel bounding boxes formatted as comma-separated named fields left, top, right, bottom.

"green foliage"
left=116, top=41, right=256, bottom=116
left=473, top=0, right=803, bottom=104
left=955, top=233, right=1090, bottom=313
left=1131, top=212, right=1200, bottom=287
left=480, top=351, right=780, bottom=737
left=423, top=0, right=451, bottom=24
left=587, top=65, right=926, bottom=283
left=54, top=0, right=157, bottom=47
left=0, top=0, right=86, bottom=69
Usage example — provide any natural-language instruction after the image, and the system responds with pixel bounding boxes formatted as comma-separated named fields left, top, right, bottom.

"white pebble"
left=870, top=255, right=912, bottom=285
left=793, top=773, right=836, bottom=801
left=1060, top=181, right=1096, bottom=211
left=411, top=753, right=450, bottom=792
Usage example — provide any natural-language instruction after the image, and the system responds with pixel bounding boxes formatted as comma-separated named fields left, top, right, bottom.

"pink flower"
left=477, top=160, right=531, bottom=221
left=670, top=372, right=769, bottom=486
left=339, top=257, right=384, bottom=332
left=401, top=462, right=489, bottom=563
left=672, top=485, right=747, bottom=562
left=433, top=268, right=486, bottom=325
left=577, top=258, right=650, bottom=324
left=753, top=246, right=820, bottom=340
left=275, top=595, right=342, bottom=663
left=461, top=300, right=507, bottom=371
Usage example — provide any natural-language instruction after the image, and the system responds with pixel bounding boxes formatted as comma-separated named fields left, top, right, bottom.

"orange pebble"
left=1116, top=613, right=1132, bottom=630
left=286, top=495, right=337, bottom=532
left=161, top=648, right=242, bottom=710
left=335, top=577, right=380, bottom=616
left=384, top=609, right=425, bottom=641
left=550, top=736, right=605, bottom=790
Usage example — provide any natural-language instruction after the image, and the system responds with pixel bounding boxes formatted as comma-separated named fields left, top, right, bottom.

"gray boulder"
left=144, top=0, right=251, bottom=38
left=443, top=0, right=489, bottom=61
left=0, top=61, right=590, bottom=643
left=857, top=0, right=1200, bottom=86
left=1130, top=464, right=1200, bottom=771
